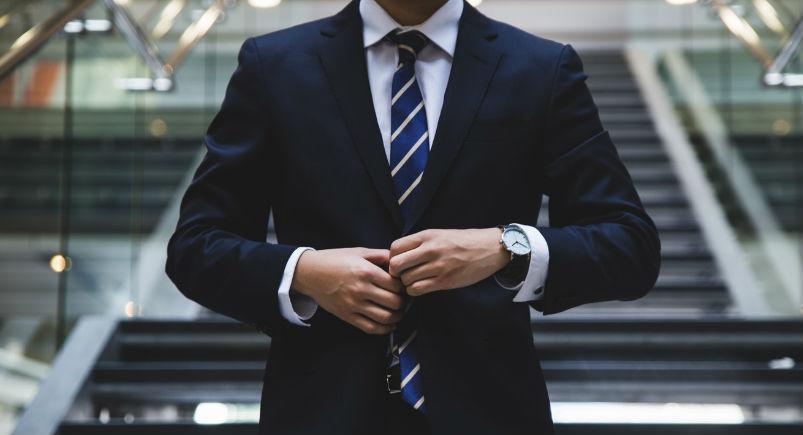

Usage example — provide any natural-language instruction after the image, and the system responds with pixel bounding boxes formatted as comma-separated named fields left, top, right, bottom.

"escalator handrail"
left=0, top=0, right=97, bottom=82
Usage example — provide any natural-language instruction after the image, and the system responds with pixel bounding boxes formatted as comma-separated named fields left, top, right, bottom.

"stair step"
left=57, top=422, right=803, bottom=435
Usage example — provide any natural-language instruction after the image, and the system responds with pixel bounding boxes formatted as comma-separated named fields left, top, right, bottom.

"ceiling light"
left=63, top=20, right=84, bottom=34
left=718, top=6, right=761, bottom=46
left=84, top=19, right=112, bottom=32
left=124, top=300, right=137, bottom=318
left=49, top=254, right=71, bottom=273
left=753, top=0, right=786, bottom=35
left=152, top=0, right=186, bottom=39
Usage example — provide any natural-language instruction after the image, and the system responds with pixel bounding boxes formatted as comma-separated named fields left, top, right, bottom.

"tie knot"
left=385, top=28, right=429, bottom=65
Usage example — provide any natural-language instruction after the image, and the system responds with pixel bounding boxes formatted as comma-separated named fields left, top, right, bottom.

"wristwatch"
left=498, top=224, right=531, bottom=261
left=496, top=224, right=531, bottom=285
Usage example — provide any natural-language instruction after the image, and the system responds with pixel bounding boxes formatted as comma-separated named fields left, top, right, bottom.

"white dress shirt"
left=277, top=0, right=550, bottom=326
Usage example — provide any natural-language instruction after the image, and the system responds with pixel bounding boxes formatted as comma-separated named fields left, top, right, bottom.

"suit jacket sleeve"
left=165, top=37, right=297, bottom=335
left=532, top=44, right=661, bottom=315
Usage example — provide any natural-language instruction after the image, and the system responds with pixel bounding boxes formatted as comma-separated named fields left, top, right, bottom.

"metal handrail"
left=0, top=0, right=97, bottom=82
left=709, top=0, right=774, bottom=68
left=164, top=0, right=225, bottom=74
left=106, top=0, right=227, bottom=92
left=764, top=17, right=803, bottom=86
left=0, top=0, right=29, bottom=22
left=0, top=0, right=228, bottom=91
left=12, top=317, right=117, bottom=435
left=708, top=0, right=803, bottom=87
left=103, top=0, right=171, bottom=84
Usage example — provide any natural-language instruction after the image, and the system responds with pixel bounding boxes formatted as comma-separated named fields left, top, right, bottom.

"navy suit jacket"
left=166, top=1, right=661, bottom=434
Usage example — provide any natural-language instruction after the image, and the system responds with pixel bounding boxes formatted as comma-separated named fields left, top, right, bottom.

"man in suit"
left=165, top=0, right=661, bottom=433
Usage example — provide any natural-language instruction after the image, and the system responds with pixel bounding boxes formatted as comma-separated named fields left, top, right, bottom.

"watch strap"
left=496, top=224, right=531, bottom=285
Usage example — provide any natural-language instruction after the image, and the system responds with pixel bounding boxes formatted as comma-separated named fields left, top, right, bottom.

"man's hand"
left=388, top=228, right=510, bottom=296
left=291, top=248, right=405, bottom=334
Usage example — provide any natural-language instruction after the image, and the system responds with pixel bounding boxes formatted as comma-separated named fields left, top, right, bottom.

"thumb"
left=359, top=248, right=390, bottom=267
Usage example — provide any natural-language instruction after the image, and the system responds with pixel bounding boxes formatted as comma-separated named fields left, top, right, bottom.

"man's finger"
left=366, top=266, right=404, bottom=293
left=400, top=263, right=438, bottom=287
left=389, top=232, right=426, bottom=257
left=407, top=278, right=439, bottom=296
left=360, top=248, right=390, bottom=267
left=349, top=313, right=393, bottom=335
left=363, top=285, right=405, bottom=310
left=355, top=303, right=401, bottom=326
left=388, top=245, right=432, bottom=277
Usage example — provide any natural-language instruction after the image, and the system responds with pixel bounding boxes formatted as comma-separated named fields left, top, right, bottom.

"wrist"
left=290, top=249, right=317, bottom=298
left=486, top=227, right=510, bottom=273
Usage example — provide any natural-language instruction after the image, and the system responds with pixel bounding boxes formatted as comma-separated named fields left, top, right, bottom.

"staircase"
left=0, top=137, right=200, bottom=234
left=681, top=50, right=802, bottom=235
left=542, top=51, right=732, bottom=317
left=731, top=135, right=803, bottom=233
left=24, top=318, right=802, bottom=435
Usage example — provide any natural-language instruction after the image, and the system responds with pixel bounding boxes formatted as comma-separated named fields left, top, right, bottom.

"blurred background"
left=0, top=0, right=801, bottom=434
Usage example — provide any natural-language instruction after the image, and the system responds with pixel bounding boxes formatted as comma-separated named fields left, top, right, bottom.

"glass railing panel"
left=0, top=3, right=70, bottom=432
left=644, top=0, right=802, bottom=319
left=61, top=1, right=212, bottom=322
left=705, top=0, right=803, bottom=82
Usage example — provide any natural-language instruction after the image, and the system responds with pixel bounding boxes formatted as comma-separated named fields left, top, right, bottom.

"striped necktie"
left=386, top=27, right=429, bottom=413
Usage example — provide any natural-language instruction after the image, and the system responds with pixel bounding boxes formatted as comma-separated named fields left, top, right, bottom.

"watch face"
left=502, top=227, right=530, bottom=256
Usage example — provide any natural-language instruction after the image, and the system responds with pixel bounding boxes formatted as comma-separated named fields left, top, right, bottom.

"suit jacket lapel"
left=316, top=2, right=501, bottom=235
left=318, top=1, right=405, bottom=231
left=402, top=4, right=502, bottom=235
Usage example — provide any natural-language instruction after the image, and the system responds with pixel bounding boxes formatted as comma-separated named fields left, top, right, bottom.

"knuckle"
left=388, top=258, right=400, bottom=274
left=355, top=265, right=372, bottom=281
left=350, top=284, right=366, bottom=299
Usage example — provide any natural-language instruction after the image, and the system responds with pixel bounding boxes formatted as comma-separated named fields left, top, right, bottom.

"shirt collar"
left=359, top=0, right=463, bottom=57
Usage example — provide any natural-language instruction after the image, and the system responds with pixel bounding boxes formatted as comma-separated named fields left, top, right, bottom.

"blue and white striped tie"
left=387, top=28, right=429, bottom=413
left=388, top=28, right=430, bottom=223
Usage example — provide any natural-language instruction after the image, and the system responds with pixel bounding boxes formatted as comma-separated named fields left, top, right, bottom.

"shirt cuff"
left=494, top=223, right=550, bottom=302
left=277, top=247, right=318, bottom=326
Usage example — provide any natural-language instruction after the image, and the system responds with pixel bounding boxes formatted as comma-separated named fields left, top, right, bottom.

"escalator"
left=554, top=51, right=731, bottom=317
